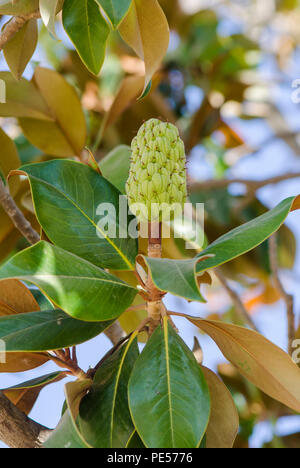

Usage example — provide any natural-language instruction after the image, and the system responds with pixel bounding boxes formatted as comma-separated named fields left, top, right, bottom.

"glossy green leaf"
left=143, top=196, right=300, bottom=302
left=126, top=431, right=145, bottom=448
left=0, top=241, right=137, bottom=322
left=142, top=257, right=206, bottom=302
left=99, top=145, right=131, bottom=193
left=195, top=196, right=300, bottom=274
left=79, top=334, right=139, bottom=448
left=62, top=0, right=110, bottom=75
left=44, top=410, right=90, bottom=448
left=20, top=160, right=138, bottom=271
left=0, top=309, right=115, bottom=351
left=95, top=0, right=132, bottom=28
left=129, top=317, right=211, bottom=448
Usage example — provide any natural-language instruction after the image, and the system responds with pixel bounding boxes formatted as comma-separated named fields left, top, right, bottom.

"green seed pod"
left=126, top=119, right=187, bottom=222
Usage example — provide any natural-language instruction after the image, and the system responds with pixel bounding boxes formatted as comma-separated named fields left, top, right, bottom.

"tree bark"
left=0, top=392, right=51, bottom=448
left=0, top=178, right=40, bottom=245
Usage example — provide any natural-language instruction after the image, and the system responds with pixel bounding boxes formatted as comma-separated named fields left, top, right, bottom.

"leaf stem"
left=0, top=10, right=40, bottom=51
left=146, top=222, right=166, bottom=334
left=269, top=234, right=295, bottom=355
left=48, top=348, right=88, bottom=380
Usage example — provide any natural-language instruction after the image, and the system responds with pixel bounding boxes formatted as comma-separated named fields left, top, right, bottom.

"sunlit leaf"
left=40, top=0, right=60, bottom=39
left=0, top=241, right=137, bottom=322
left=119, top=0, right=169, bottom=93
left=142, top=196, right=300, bottom=302
left=19, top=159, right=138, bottom=270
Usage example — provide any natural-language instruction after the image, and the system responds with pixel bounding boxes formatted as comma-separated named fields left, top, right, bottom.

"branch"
left=0, top=178, right=40, bottom=245
left=189, top=171, right=300, bottom=193
left=215, top=269, right=259, bottom=332
left=269, top=234, right=295, bottom=355
left=0, top=10, right=40, bottom=51
left=47, top=348, right=88, bottom=380
left=0, top=392, right=51, bottom=448
left=104, top=321, right=126, bottom=346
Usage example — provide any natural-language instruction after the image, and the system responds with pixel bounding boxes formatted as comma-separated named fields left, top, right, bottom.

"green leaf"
left=3, top=19, right=38, bottom=80
left=143, top=196, right=300, bottom=302
left=2, top=371, right=65, bottom=414
left=79, top=334, right=139, bottom=448
left=44, top=410, right=90, bottom=448
left=0, top=309, right=115, bottom=351
left=95, top=0, right=132, bottom=28
left=195, top=196, right=300, bottom=274
left=62, top=0, right=110, bottom=75
left=128, top=317, right=210, bottom=448
left=99, top=145, right=131, bottom=193
left=142, top=257, right=206, bottom=303
left=20, top=160, right=138, bottom=271
left=126, top=431, right=145, bottom=448
left=0, top=241, right=137, bottom=322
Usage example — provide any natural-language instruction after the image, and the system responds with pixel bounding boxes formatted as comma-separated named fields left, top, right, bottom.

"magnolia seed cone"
left=126, top=119, right=187, bottom=222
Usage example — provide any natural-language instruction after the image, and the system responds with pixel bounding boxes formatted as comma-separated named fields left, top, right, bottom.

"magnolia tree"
left=0, top=0, right=300, bottom=450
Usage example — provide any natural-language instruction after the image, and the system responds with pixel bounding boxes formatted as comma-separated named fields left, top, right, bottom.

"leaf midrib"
left=163, top=323, right=175, bottom=448
left=0, top=313, right=70, bottom=347
left=28, top=172, right=134, bottom=270
left=110, top=335, right=135, bottom=447
left=85, top=0, right=97, bottom=72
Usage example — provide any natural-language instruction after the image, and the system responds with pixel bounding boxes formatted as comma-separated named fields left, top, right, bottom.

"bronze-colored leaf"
left=119, top=0, right=169, bottom=93
left=201, top=366, right=239, bottom=448
left=3, top=19, right=38, bottom=80
left=189, top=317, right=300, bottom=413
left=19, top=67, right=87, bottom=157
